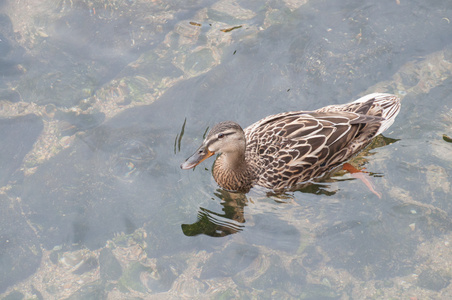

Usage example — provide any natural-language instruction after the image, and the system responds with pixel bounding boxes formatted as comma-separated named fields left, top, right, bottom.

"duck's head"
left=180, top=121, right=246, bottom=170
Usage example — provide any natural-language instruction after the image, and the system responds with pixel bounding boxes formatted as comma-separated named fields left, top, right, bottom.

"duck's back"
left=244, top=93, right=401, bottom=190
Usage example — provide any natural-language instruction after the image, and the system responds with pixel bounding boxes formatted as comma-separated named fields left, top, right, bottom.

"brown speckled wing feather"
left=245, top=111, right=384, bottom=190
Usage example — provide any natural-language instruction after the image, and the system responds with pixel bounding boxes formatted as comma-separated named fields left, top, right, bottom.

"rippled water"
left=1, top=0, right=452, bottom=298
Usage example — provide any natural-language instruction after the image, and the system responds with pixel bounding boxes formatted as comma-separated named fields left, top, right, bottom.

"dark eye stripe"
left=218, top=131, right=235, bottom=139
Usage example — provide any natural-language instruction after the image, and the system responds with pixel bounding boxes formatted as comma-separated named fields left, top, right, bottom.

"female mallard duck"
left=181, top=93, right=401, bottom=192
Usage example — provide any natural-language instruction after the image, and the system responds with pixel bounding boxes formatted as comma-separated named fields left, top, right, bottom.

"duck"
left=181, top=93, right=401, bottom=192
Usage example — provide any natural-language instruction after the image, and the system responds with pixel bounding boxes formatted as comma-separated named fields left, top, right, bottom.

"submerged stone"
left=417, top=269, right=450, bottom=291
left=0, top=195, right=41, bottom=293
left=142, top=257, right=186, bottom=293
left=0, top=114, right=43, bottom=187
left=99, top=248, right=122, bottom=281
left=2, top=290, right=24, bottom=300
left=200, top=243, right=259, bottom=279
left=65, top=280, right=106, bottom=300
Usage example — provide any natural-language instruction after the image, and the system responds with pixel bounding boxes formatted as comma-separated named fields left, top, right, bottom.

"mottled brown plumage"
left=181, top=93, right=401, bottom=192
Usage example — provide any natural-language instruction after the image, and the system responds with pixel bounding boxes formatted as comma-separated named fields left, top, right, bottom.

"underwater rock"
left=243, top=213, right=301, bottom=253
left=0, top=114, right=43, bottom=187
left=0, top=195, right=41, bottom=293
left=99, top=248, right=122, bottom=281
left=65, top=280, right=106, bottom=300
left=417, top=269, right=450, bottom=291
left=200, top=243, right=259, bottom=279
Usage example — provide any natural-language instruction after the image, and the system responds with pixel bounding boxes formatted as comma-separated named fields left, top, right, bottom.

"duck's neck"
left=221, top=150, right=247, bottom=170
left=212, top=151, right=255, bottom=191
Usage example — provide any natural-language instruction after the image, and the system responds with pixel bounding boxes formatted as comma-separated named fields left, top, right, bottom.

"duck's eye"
left=217, top=133, right=224, bottom=139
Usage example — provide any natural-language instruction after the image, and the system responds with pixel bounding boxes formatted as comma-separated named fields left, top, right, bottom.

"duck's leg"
left=342, top=163, right=382, bottom=199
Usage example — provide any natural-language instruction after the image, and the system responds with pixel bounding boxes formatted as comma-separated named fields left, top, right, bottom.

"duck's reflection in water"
left=181, top=182, right=338, bottom=238
left=181, top=189, right=247, bottom=237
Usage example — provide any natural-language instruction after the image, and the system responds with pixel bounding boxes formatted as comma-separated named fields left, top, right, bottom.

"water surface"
left=1, top=0, right=452, bottom=298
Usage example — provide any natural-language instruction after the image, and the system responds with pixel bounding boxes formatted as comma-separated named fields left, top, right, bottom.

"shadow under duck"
left=181, top=93, right=401, bottom=192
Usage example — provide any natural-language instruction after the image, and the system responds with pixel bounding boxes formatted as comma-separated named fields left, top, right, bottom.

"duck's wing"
left=245, top=111, right=384, bottom=189
left=317, top=93, right=401, bottom=135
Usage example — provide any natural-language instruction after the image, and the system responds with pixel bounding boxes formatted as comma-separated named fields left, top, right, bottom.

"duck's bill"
left=180, top=146, right=215, bottom=169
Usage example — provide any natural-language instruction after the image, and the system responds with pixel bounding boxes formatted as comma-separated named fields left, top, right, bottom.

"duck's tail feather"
left=353, top=93, right=401, bottom=135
